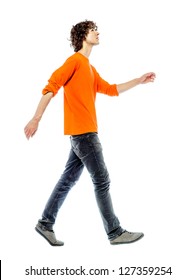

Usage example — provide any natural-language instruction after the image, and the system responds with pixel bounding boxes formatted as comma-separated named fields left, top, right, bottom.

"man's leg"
left=71, top=133, right=123, bottom=239
left=36, top=148, right=84, bottom=245
left=71, top=133, right=144, bottom=244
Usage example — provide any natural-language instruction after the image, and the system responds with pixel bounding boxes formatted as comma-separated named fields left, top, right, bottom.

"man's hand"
left=117, top=72, right=156, bottom=93
left=24, top=118, right=39, bottom=140
left=24, top=92, right=53, bottom=140
left=139, top=72, right=156, bottom=84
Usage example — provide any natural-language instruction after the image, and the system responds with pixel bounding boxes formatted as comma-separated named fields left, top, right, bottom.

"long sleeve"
left=42, top=57, right=79, bottom=96
left=92, top=67, right=119, bottom=96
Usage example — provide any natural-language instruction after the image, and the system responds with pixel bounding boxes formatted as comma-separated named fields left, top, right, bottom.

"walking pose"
left=24, top=20, right=156, bottom=246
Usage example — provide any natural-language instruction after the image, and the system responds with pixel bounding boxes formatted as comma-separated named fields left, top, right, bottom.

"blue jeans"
left=39, top=133, right=123, bottom=240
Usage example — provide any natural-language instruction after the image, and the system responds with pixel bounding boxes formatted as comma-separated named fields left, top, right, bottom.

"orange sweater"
left=42, top=52, right=119, bottom=135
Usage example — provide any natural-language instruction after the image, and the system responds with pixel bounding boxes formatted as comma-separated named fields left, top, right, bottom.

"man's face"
left=85, top=27, right=100, bottom=46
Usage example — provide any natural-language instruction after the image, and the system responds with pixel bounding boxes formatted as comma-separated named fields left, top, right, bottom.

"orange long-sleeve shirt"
left=42, top=52, right=119, bottom=135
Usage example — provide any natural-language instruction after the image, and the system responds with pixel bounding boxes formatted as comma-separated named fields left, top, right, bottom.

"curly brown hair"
left=70, top=20, right=98, bottom=52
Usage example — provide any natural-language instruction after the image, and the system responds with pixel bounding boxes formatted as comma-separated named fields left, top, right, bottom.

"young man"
left=24, top=20, right=156, bottom=246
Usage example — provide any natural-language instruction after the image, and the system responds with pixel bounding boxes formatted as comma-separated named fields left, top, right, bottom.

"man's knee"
left=92, top=168, right=111, bottom=192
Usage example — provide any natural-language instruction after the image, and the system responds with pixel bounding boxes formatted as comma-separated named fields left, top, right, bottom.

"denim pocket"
left=87, top=133, right=102, bottom=152
left=71, top=136, right=90, bottom=159
left=71, top=133, right=102, bottom=159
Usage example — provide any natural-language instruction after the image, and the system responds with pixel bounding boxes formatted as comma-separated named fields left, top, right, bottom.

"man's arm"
left=24, top=91, right=53, bottom=140
left=117, top=72, right=156, bottom=93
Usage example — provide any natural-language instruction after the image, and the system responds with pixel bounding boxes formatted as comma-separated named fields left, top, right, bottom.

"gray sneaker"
left=35, top=222, right=64, bottom=246
left=110, top=231, right=144, bottom=245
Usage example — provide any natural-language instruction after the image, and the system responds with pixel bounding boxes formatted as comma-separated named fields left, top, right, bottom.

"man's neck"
left=78, top=44, right=92, bottom=58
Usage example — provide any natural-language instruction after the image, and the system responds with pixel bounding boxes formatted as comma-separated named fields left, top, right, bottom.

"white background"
left=0, top=0, right=194, bottom=279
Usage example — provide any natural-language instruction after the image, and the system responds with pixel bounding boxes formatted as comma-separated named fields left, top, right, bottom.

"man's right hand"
left=24, top=92, right=53, bottom=140
left=24, top=118, right=39, bottom=140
